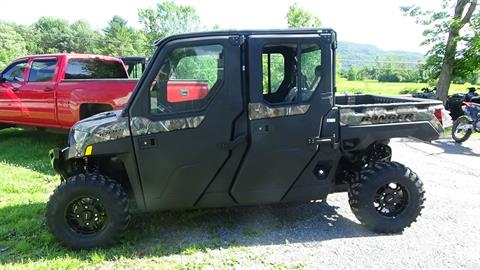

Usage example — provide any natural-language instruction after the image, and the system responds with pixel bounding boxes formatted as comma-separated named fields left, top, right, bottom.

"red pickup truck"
left=0, top=54, right=138, bottom=130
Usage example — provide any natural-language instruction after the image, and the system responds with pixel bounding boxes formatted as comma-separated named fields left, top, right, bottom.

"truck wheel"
left=452, top=115, right=473, bottom=143
left=46, top=173, right=130, bottom=249
left=348, top=161, right=425, bottom=233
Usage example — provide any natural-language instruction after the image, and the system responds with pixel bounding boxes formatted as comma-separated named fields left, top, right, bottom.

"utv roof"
left=154, top=28, right=336, bottom=46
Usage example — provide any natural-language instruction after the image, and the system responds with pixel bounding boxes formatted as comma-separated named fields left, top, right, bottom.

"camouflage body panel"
left=248, top=103, right=310, bottom=120
left=69, top=111, right=130, bottom=157
left=339, top=105, right=443, bottom=132
left=130, top=116, right=205, bottom=136
left=69, top=110, right=206, bottom=158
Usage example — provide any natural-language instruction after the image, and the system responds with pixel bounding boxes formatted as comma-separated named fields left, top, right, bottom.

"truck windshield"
left=65, top=59, right=128, bottom=80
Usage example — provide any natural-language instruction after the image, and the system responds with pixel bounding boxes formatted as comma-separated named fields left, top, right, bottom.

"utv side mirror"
left=0, top=77, right=6, bottom=83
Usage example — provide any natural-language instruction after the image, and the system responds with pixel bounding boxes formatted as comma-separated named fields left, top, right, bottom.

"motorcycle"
left=451, top=101, right=480, bottom=143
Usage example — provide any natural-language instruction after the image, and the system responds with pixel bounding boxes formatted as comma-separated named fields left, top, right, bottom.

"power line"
left=340, top=59, right=426, bottom=65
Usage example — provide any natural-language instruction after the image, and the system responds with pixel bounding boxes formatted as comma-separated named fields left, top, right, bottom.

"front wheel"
left=452, top=115, right=473, bottom=143
left=348, top=162, right=425, bottom=233
left=46, top=173, right=130, bottom=249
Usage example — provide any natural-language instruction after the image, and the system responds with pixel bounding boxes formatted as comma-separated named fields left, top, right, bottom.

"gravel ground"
left=114, top=138, right=480, bottom=269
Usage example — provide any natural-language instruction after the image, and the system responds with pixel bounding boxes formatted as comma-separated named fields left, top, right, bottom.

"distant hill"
left=337, top=41, right=424, bottom=71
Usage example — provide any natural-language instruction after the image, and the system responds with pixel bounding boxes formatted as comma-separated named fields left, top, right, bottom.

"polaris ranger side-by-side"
left=47, top=29, right=445, bottom=249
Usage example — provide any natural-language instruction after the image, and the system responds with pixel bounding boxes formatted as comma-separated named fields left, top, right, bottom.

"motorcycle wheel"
left=452, top=116, right=473, bottom=143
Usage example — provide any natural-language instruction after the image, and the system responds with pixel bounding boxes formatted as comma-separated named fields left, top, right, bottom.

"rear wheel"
left=46, top=173, right=130, bottom=249
left=452, top=116, right=473, bottom=143
left=348, top=161, right=425, bottom=233
left=366, top=143, right=392, bottom=165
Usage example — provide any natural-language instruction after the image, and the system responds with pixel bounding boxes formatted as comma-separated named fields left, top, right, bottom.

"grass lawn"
left=336, top=78, right=479, bottom=96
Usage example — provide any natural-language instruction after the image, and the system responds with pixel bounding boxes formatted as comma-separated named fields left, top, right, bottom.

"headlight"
left=69, top=129, right=90, bottom=146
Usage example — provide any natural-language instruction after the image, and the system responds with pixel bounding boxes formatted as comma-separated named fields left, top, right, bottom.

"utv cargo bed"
left=335, top=93, right=441, bottom=108
left=335, top=94, right=443, bottom=150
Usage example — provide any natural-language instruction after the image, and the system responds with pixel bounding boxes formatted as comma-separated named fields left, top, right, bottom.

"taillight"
left=434, top=109, right=443, bottom=125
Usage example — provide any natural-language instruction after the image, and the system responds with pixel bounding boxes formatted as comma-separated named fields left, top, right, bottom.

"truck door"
left=128, top=35, right=245, bottom=210
left=19, top=57, right=58, bottom=126
left=0, top=59, right=29, bottom=123
left=231, top=33, right=335, bottom=204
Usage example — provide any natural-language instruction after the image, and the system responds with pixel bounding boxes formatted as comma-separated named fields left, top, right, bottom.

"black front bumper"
left=49, top=147, right=69, bottom=177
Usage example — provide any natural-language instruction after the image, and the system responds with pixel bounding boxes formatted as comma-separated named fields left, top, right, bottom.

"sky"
left=0, top=0, right=443, bottom=53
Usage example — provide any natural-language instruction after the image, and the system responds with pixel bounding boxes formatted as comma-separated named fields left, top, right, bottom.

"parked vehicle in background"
left=0, top=54, right=138, bottom=130
left=48, top=29, right=447, bottom=249
left=446, top=87, right=480, bottom=121
left=121, top=56, right=149, bottom=79
left=411, top=87, right=437, bottom=100
left=465, top=87, right=480, bottom=102
left=452, top=101, right=480, bottom=143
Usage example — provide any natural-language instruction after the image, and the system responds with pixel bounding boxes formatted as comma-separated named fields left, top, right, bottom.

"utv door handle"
left=43, top=87, right=54, bottom=92
left=307, top=136, right=339, bottom=149
left=11, top=86, right=20, bottom=91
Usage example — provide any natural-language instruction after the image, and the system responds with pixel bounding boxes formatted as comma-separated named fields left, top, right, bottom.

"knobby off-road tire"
left=452, top=115, right=473, bottom=143
left=348, top=161, right=425, bottom=233
left=46, top=173, right=130, bottom=249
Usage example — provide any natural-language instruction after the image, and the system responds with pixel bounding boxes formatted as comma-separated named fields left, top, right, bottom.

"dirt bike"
left=452, top=101, right=480, bottom=143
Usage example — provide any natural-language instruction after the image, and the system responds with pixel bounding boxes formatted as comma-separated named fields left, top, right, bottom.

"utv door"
left=231, top=33, right=335, bottom=204
left=128, top=35, right=244, bottom=210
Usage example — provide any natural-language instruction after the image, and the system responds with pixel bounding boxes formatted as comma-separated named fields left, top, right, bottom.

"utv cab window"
left=300, top=44, right=322, bottom=100
left=262, top=53, right=285, bottom=94
left=150, top=44, right=224, bottom=114
left=28, top=58, right=57, bottom=82
left=262, top=43, right=322, bottom=104
left=1, top=61, right=28, bottom=82
left=65, top=59, right=128, bottom=80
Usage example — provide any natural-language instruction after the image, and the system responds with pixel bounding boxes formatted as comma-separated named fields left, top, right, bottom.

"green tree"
left=286, top=2, right=321, bottom=28
left=31, top=17, right=101, bottom=54
left=402, top=0, right=478, bottom=101
left=0, top=22, right=29, bottom=69
left=138, top=1, right=203, bottom=50
left=376, top=58, right=400, bottom=82
left=33, top=17, right=75, bottom=53
left=346, top=65, right=361, bottom=81
left=101, top=16, right=148, bottom=56
left=454, top=15, right=480, bottom=83
left=11, top=24, right=38, bottom=54
left=69, top=20, right=102, bottom=54
left=336, top=54, right=343, bottom=81
left=360, top=66, right=378, bottom=80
